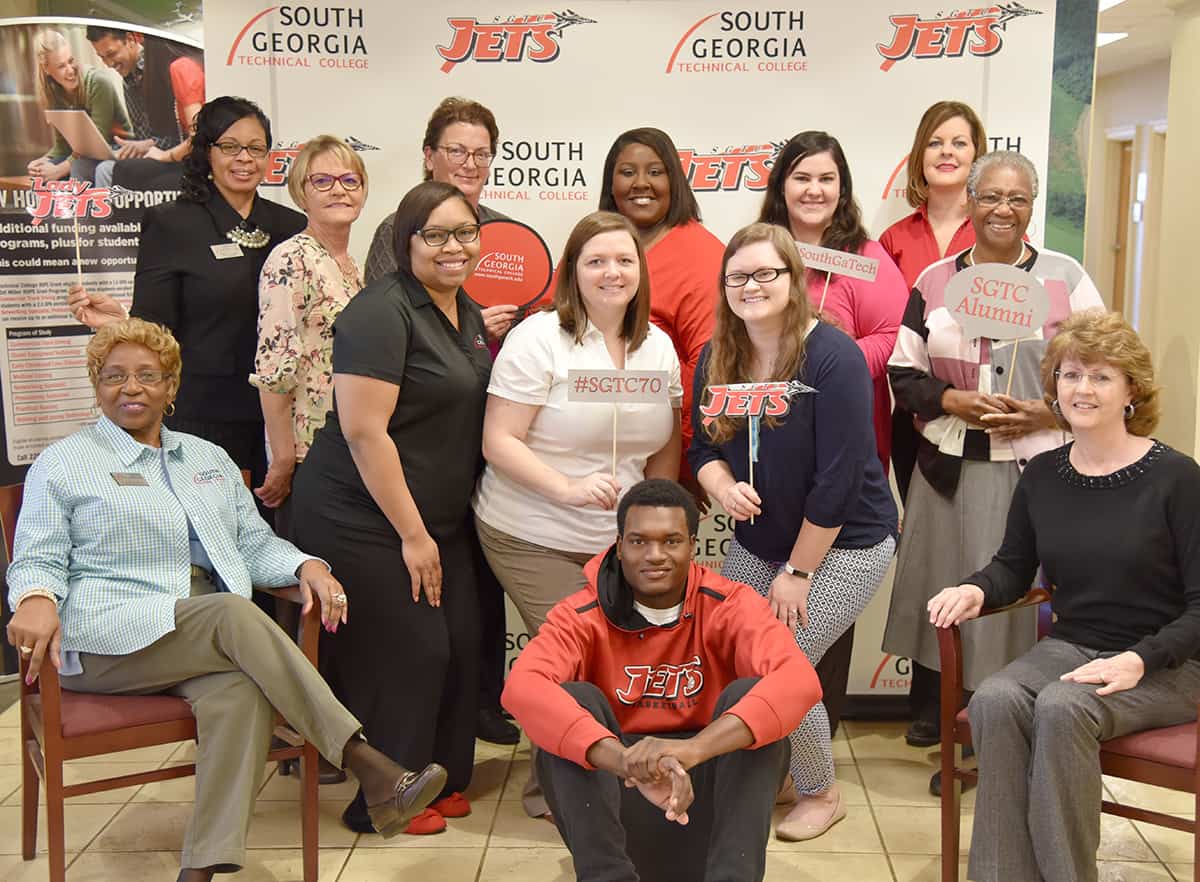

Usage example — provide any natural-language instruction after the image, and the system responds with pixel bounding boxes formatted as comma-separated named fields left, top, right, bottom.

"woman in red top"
left=598, top=127, right=725, bottom=505
left=879, top=101, right=987, bottom=755
left=880, top=100, right=987, bottom=502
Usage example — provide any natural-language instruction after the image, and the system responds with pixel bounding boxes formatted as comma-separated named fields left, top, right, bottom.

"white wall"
left=1083, top=59, right=1169, bottom=309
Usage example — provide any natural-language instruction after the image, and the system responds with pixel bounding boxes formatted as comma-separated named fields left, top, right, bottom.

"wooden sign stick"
left=73, top=213, right=83, bottom=288
left=818, top=270, right=832, bottom=314
left=1006, top=338, right=1021, bottom=397
left=611, top=404, right=618, bottom=476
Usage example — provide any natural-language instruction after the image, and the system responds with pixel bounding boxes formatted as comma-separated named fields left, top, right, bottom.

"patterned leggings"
left=721, top=535, right=895, bottom=794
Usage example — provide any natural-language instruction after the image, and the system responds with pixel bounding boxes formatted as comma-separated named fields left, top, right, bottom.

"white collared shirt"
left=474, top=310, right=683, bottom=554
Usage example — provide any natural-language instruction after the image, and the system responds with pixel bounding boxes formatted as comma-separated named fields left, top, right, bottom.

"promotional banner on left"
left=0, top=19, right=203, bottom=484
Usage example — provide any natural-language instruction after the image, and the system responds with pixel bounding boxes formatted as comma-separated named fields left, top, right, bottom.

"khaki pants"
left=65, top=592, right=361, bottom=871
left=474, top=516, right=593, bottom=817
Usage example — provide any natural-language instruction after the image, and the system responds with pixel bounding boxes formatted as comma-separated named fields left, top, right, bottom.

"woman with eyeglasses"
left=67, top=96, right=306, bottom=502
left=883, top=151, right=1103, bottom=795
left=689, top=222, right=897, bottom=842
left=290, top=181, right=492, bottom=836
left=363, top=97, right=518, bottom=342
left=251, top=136, right=368, bottom=530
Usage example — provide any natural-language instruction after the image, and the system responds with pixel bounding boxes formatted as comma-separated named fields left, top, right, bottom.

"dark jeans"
left=473, top=529, right=508, bottom=712
left=538, top=678, right=787, bottom=882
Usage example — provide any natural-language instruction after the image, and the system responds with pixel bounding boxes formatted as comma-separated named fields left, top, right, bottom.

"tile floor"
left=0, top=704, right=1191, bottom=882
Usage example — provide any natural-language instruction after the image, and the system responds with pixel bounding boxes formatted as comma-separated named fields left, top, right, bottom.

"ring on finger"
left=19, top=645, right=34, bottom=656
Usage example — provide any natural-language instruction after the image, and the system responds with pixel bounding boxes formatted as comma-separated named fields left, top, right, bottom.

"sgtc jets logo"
left=876, top=2, right=1041, bottom=72
left=678, top=143, right=781, bottom=193
left=437, top=9, right=596, bottom=73
left=260, top=136, right=380, bottom=187
left=616, top=656, right=705, bottom=705
left=699, top=381, right=815, bottom=427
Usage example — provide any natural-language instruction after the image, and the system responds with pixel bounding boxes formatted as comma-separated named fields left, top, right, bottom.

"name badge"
left=110, top=472, right=149, bottom=486
left=210, top=243, right=244, bottom=260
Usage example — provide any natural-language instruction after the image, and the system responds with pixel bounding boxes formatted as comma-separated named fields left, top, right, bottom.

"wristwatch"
left=783, top=563, right=813, bottom=580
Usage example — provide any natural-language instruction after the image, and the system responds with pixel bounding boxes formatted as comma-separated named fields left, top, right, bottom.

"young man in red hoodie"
left=503, top=479, right=822, bottom=882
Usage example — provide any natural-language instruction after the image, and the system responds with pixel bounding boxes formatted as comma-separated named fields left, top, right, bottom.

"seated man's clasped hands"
left=5, top=318, right=447, bottom=882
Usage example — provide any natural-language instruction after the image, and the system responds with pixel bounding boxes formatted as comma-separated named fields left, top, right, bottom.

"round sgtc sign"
left=944, top=262, right=1050, bottom=340
left=463, top=219, right=553, bottom=311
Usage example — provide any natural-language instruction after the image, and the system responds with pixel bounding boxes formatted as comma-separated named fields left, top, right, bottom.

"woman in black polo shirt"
left=291, top=181, right=491, bottom=836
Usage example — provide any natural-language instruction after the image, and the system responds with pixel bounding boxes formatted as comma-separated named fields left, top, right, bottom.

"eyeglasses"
left=415, top=223, right=480, bottom=247
left=974, top=192, right=1032, bottom=210
left=98, top=370, right=170, bottom=387
left=723, top=267, right=789, bottom=287
left=435, top=144, right=494, bottom=167
left=213, top=140, right=270, bottom=159
left=306, top=173, right=363, bottom=191
left=1055, top=369, right=1117, bottom=388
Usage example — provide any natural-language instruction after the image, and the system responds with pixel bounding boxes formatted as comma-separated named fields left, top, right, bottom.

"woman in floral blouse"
left=251, top=135, right=368, bottom=536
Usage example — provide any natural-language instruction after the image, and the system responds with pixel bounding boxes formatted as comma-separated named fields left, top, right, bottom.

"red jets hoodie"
left=502, top=546, right=822, bottom=768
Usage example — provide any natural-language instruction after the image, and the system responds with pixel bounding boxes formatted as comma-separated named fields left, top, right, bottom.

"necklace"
left=226, top=221, right=270, bottom=249
left=966, top=243, right=1026, bottom=267
left=306, top=229, right=358, bottom=279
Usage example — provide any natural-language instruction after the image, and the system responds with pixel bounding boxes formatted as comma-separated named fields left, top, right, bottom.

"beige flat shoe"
left=775, top=786, right=846, bottom=841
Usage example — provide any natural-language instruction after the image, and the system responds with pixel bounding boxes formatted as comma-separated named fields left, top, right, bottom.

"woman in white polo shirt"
left=474, top=210, right=683, bottom=815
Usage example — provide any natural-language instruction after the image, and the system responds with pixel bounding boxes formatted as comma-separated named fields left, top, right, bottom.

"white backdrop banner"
left=204, top=0, right=1059, bottom=700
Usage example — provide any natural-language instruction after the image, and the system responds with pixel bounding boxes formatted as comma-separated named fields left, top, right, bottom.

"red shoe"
left=403, top=808, right=447, bottom=835
left=431, top=792, right=471, bottom=818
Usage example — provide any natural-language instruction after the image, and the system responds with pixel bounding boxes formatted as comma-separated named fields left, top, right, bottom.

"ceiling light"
left=1097, top=32, right=1128, bottom=48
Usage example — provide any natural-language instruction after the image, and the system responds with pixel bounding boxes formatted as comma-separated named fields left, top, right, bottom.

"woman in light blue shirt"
left=5, top=318, right=445, bottom=881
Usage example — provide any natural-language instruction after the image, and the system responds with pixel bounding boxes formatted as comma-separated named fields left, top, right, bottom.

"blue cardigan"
left=688, top=321, right=897, bottom=561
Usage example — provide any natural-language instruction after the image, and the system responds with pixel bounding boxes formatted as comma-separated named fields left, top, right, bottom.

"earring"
left=1124, top=403, right=1135, bottom=420
left=164, top=401, right=176, bottom=417
left=1051, top=399, right=1062, bottom=416
left=207, top=172, right=213, bottom=180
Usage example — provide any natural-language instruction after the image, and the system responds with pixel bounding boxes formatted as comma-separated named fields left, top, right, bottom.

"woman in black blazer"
left=68, top=96, right=306, bottom=493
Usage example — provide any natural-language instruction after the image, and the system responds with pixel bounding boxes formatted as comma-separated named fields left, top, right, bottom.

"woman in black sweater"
left=927, top=310, right=1200, bottom=882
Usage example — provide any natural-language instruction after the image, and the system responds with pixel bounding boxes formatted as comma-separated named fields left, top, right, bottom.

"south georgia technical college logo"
left=226, top=5, right=369, bottom=69
left=875, top=2, right=1042, bottom=71
left=436, top=9, right=596, bottom=73
left=666, top=10, right=808, bottom=75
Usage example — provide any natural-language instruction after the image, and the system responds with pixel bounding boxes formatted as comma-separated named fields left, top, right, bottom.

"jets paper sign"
left=944, top=263, right=1050, bottom=341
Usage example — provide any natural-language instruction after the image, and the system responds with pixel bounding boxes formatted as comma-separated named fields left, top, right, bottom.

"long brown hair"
left=552, top=211, right=651, bottom=352
left=703, top=223, right=812, bottom=444
left=758, top=130, right=867, bottom=255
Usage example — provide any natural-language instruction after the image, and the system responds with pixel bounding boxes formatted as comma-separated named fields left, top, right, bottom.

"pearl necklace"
left=966, top=243, right=1027, bottom=267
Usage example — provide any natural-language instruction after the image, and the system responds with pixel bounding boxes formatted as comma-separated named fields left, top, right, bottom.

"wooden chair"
left=1, top=483, right=321, bottom=882
left=937, top=588, right=1199, bottom=881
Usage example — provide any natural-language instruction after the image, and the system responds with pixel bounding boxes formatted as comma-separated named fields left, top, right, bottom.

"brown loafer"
left=366, top=763, right=448, bottom=838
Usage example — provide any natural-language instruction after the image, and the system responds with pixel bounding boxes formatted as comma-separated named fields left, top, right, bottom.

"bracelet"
left=783, top=563, right=813, bottom=580
left=15, top=589, right=58, bottom=609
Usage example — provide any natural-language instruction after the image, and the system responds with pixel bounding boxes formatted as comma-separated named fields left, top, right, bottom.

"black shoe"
left=341, top=791, right=375, bottom=834
left=905, top=718, right=940, bottom=747
left=478, top=707, right=520, bottom=745
left=929, top=769, right=977, bottom=797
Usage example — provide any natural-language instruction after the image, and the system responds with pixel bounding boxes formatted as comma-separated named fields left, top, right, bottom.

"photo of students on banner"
left=0, top=19, right=203, bottom=486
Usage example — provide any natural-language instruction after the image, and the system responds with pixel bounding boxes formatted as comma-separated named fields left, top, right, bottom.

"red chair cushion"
left=56, top=691, right=194, bottom=738
left=1101, top=723, right=1196, bottom=770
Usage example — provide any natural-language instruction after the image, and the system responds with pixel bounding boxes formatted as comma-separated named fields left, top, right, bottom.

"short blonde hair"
left=87, top=318, right=182, bottom=395
left=287, top=135, right=368, bottom=210
left=1041, top=310, right=1160, bottom=436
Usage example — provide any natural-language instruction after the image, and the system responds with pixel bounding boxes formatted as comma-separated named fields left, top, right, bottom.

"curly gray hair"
left=966, top=150, right=1039, bottom=199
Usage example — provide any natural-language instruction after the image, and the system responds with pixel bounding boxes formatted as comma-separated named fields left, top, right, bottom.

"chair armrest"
left=936, top=587, right=1053, bottom=738
left=252, top=584, right=320, bottom=665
